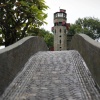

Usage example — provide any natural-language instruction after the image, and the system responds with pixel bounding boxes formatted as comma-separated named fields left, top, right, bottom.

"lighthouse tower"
left=52, top=9, right=70, bottom=51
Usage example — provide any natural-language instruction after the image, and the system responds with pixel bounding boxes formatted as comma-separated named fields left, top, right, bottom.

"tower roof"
left=54, top=9, right=67, bottom=16
left=60, top=9, right=66, bottom=13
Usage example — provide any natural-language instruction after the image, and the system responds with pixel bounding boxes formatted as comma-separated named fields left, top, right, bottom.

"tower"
left=52, top=9, right=70, bottom=51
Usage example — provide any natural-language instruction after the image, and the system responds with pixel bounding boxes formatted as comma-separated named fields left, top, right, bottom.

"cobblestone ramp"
left=0, top=50, right=100, bottom=100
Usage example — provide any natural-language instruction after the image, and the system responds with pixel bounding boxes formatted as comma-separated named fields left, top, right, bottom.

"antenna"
left=59, top=7, right=60, bottom=11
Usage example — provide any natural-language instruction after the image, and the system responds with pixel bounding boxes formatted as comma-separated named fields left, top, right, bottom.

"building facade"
left=52, top=9, right=70, bottom=51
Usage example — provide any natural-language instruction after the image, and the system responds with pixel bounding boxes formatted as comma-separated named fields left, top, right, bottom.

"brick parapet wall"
left=0, top=36, right=48, bottom=95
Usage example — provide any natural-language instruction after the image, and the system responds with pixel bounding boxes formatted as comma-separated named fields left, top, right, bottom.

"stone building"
left=52, top=9, right=70, bottom=51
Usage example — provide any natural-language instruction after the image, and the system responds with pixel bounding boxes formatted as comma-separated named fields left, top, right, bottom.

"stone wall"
left=0, top=36, right=48, bottom=95
left=70, top=34, right=100, bottom=88
left=67, top=34, right=73, bottom=50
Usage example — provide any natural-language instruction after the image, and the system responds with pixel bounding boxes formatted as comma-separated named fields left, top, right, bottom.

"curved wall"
left=70, top=34, right=100, bottom=88
left=0, top=36, right=48, bottom=95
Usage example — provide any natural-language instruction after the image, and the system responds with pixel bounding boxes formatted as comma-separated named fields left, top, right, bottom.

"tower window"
left=60, top=47, right=62, bottom=51
left=60, top=40, right=61, bottom=44
left=58, top=13, right=63, bottom=17
left=60, top=29, right=61, bottom=33
left=59, top=35, right=61, bottom=37
left=63, top=14, right=66, bottom=17
left=54, top=23, right=56, bottom=26
left=58, top=22, right=62, bottom=26
left=54, top=22, right=58, bottom=26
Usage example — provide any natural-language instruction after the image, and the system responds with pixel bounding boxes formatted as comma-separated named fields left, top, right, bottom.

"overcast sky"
left=0, top=0, right=100, bottom=49
left=41, top=0, right=100, bottom=32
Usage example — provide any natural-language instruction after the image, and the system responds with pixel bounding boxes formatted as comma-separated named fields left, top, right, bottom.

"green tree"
left=0, top=0, right=48, bottom=46
left=44, top=33, right=54, bottom=49
left=27, top=28, right=54, bottom=49
left=69, top=17, right=100, bottom=39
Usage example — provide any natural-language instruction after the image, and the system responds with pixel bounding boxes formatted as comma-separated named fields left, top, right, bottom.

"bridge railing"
left=70, top=34, right=100, bottom=88
left=0, top=36, right=48, bottom=95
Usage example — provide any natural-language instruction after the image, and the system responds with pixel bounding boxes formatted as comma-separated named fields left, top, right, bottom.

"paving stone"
left=0, top=50, right=100, bottom=100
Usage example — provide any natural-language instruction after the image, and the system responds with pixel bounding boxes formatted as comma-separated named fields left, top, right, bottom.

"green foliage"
left=69, top=17, right=100, bottom=39
left=0, top=0, right=48, bottom=46
left=0, top=37, right=3, bottom=44
left=27, top=28, right=54, bottom=48
left=44, top=33, right=54, bottom=49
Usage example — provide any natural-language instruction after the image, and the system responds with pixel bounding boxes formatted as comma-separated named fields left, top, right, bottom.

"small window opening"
left=58, top=22, right=62, bottom=26
left=60, top=29, right=61, bottom=33
left=60, top=40, right=61, bottom=44
left=60, top=47, right=62, bottom=51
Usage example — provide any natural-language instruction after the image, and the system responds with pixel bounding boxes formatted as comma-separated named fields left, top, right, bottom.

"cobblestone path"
left=0, top=50, right=100, bottom=100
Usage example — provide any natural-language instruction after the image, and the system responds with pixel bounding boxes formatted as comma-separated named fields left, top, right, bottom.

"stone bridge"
left=0, top=34, right=100, bottom=100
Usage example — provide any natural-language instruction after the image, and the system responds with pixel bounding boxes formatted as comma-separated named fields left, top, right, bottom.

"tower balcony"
left=54, top=12, right=67, bottom=20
